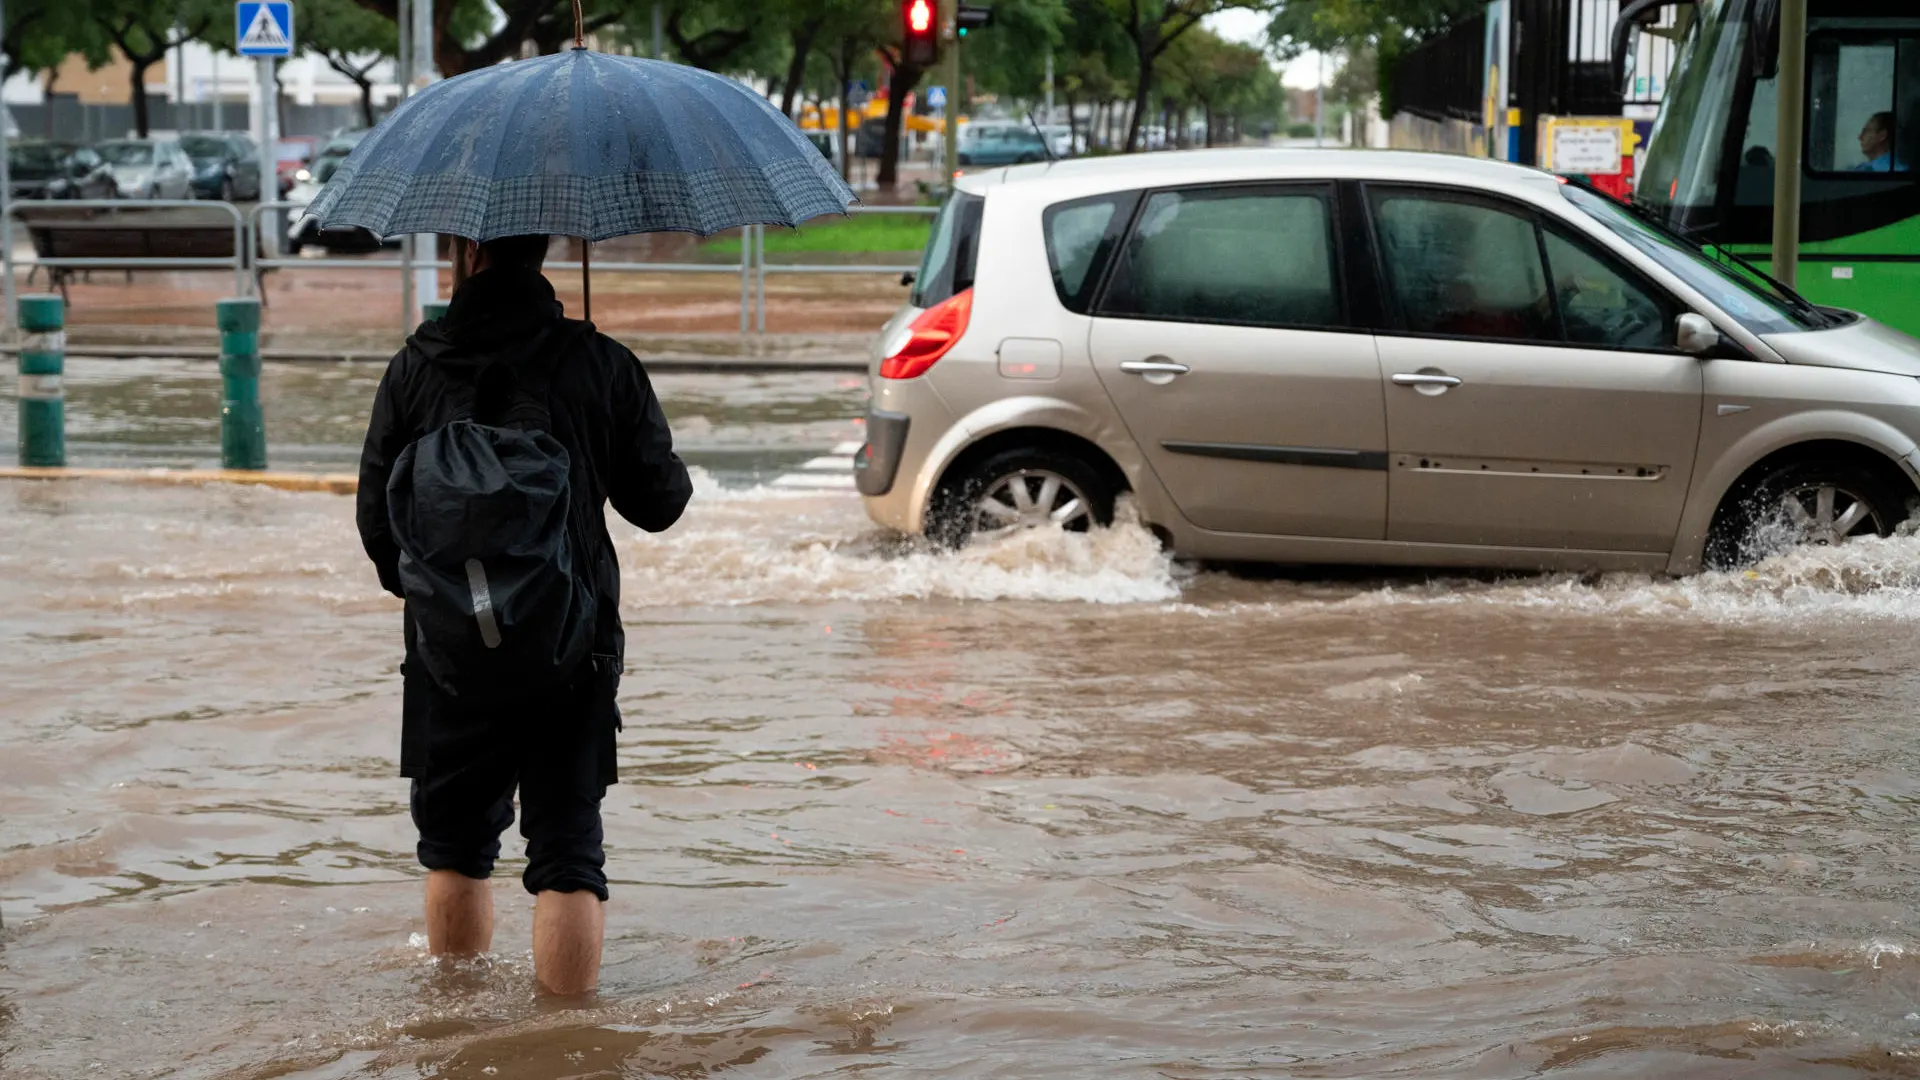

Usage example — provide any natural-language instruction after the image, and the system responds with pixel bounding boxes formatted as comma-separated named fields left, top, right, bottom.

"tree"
left=1109, top=0, right=1269, bottom=153
left=93, top=0, right=217, bottom=138
left=3, top=0, right=109, bottom=84
left=302, top=0, right=399, bottom=126
left=350, top=0, right=571, bottom=77
left=1265, top=0, right=1479, bottom=116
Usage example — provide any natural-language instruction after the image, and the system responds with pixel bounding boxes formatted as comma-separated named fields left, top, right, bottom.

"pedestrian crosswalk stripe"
left=770, top=441, right=862, bottom=491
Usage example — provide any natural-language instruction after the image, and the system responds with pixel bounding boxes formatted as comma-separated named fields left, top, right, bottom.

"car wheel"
left=928, top=445, right=1117, bottom=549
left=219, top=177, right=234, bottom=202
left=1704, top=458, right=1908, bottom=569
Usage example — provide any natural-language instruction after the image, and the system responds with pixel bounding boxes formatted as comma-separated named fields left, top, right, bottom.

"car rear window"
left=912, top=192, right=984, bottom=309
left=1097, top=186, right=1342, bottom=329
left=1043, top=191, right=1137, bottom=313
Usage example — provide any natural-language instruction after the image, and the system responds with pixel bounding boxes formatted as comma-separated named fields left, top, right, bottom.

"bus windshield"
left=1637, top=0, right=1745, bottom=222
left=1565, top=186, right=1823, bottom=334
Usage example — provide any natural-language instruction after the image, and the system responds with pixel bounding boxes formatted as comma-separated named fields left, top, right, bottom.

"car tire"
left=1704, top=458, right=1909, bottom=569
left=219, top=177, right=234, bottom=203
left=927, top=445, right=1118, bottom=549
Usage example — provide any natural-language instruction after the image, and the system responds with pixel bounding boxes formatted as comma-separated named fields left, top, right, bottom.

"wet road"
left=3, top=366, right=1920, bottom=1078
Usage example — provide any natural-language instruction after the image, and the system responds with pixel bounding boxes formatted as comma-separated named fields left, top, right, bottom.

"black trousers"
left=403, top=658, right=621, bottom=900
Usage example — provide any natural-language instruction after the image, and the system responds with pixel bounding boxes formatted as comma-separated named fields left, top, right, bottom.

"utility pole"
left=943, top=8, right=960, bottom=191
left=1772, top=0, right=1806, bottom=288
left=213, top=51, right=223, bottom=130
left=1044, top=49, right=1054, bottom=125
left=175, top=27, right=187, bottom=129
left=2, top=0, right=14, bottom=337
left=1314, top=52, right=1325, bottom=147
left=410, top=0, right=437, bottom=318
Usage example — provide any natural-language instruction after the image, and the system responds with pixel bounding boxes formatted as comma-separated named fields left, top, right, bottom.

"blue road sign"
left=927, top=86, right=947, bottom=109
left=236, top=2, right=294, bottom=57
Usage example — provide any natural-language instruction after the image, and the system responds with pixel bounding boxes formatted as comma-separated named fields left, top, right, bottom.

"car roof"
left=955, top=147, right=1567, bottom=201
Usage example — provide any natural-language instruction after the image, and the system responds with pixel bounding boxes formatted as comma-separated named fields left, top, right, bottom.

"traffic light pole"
left=1772, top=0, right=1806, bottom=288
left=943, top=12, right=960, bottom=194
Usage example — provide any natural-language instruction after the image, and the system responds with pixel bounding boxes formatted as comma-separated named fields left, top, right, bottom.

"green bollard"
left=17, top=294, right=66, bottom=467
left=216, top=298, right=266, bottom=470
left=422, top=300, right=449, bottom=322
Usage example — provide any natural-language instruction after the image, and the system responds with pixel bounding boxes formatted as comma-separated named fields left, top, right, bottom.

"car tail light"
left=880, top=288, right=972, bottom=380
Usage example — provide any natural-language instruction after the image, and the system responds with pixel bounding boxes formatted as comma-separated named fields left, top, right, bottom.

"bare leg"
left=532, top=889, right=604, bottom=995
left=424, top=869, right=494, bottom=954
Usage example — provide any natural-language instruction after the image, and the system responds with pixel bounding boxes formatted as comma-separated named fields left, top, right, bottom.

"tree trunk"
left=778, top=20, right=823, bottom=118
left=878, top=61, right=922, bottom=191
left=358, top=78, right=376, bottom=127
left=834, top=41, right=855, bottom=183
left=130, top=60, right=151, bottom=138
left=1065, top=89, right=1080, bottom=154
left=1125, top=49, right=1155, bottom=153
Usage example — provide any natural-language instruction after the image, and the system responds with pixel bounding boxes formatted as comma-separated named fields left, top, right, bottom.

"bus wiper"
left=1596, top=179, right=1834, bottom=326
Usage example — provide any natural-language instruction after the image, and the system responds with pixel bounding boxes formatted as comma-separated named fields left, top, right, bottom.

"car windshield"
left=97, top=142, right=154, bottom=166
left=180, top=135, right=229, bottom=160
left=9, top=143, right=67, bottom=169
left=1563, top=185, right=1822, bottom=333
left=312, top=151, right=353, bottom=183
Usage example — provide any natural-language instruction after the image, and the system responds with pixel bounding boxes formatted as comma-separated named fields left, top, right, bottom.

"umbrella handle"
left=581, top=240, right=591, bottom=323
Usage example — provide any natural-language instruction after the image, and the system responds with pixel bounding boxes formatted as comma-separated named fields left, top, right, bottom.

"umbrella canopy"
left=306, top=48, right=855, bottom=243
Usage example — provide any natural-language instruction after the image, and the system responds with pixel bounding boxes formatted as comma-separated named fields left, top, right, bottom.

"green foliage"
left=703, top=213, right=931, bottom=254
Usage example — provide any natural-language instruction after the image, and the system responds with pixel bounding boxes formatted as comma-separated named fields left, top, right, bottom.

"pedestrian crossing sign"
left=236, top=1, right=294, bottom=57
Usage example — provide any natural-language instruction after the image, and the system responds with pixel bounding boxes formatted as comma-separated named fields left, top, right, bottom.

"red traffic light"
left=907, top=0, right=934, bottom=35
left=903, top=0, right=938, bottom=66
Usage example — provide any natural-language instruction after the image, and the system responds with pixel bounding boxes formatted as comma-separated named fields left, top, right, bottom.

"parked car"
left=285, top=130, right=392, bottom=252
left=275, top=135, right=320, bottom=198
left=856, top=149, right=1920, bottom=574
left=96, top=138, right=195, bottom=199
left=8, top=140, right=115, bottom=200
left=179, top=132, right=263, bottom=201
left=956, top=126, right=1050, bottom=168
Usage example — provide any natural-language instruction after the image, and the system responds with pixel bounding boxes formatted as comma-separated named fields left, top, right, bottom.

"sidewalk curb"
left=0, top=342, right=870, bottom=371
left=0, top=467, right=357, bottom=494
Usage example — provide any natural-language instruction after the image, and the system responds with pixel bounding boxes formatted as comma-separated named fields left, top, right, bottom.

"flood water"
left=4, top=364, right=1920, bottom=1078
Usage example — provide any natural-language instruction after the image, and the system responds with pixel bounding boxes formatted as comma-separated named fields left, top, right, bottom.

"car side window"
left=1370, top=190, right=1557, bottom=342
left=1540, top=226, right=1675, bottom=351
left=1042, top=191, right=1136, bottom=313
left=1096, top=185, right=1342, bottom=329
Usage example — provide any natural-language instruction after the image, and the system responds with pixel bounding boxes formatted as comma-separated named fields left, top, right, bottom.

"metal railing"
left=3, top=199, right=250, bottom=330
left=751, top=204, right=938, bottom=333
left=3, top=198, right=936, bottom=337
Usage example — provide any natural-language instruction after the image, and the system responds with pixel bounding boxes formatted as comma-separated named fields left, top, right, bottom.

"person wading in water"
left=358, top=234, right=691, bottom=994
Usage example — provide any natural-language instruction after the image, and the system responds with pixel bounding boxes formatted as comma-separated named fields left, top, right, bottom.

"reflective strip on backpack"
left=464, top=558, right=503, bottom=649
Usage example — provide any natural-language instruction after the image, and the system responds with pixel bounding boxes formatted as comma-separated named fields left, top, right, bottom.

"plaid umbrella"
left=303, top=44, right=856, bottom=316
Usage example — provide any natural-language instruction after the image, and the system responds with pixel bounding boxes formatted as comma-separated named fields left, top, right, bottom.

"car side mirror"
left=1676, top=312, right=1721, bottom=356
left=899, top=270, right=917, bottom=287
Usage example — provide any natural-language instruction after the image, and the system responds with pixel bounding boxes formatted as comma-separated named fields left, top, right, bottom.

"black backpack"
left=386, top=341, right=597, bottom=699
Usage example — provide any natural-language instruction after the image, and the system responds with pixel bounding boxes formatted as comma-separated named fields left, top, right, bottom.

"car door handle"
left=1391, top=373, right=1463, bottom=388
left=1120, top=359, right=1191, bottom=376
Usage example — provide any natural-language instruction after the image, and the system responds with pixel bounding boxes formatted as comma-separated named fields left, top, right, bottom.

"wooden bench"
left=18, top=207, right=257, bottom=302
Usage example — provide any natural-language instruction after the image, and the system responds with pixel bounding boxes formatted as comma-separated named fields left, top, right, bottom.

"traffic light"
left=903, top=0, right=938, bottom=66
left=955, top=2, right=993, bottom=37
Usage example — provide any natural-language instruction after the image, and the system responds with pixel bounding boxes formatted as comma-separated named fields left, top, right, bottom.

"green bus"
left=1632, top=0, right=1920, bottom=334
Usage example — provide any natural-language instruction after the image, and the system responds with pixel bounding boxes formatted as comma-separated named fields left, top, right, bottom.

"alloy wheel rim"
left=974, top=469, right=1093, bottom=536
left=1774, top=483, right=1882, bottom=547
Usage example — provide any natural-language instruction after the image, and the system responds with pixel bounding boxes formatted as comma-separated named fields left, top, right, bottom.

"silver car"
left=855, top=149, right=1920, bottom=573
left=96, top=138, right=195, bottom=200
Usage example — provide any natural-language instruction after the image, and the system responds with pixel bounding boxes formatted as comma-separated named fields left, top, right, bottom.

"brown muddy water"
left=4, top=366, right=1920, bottom=1078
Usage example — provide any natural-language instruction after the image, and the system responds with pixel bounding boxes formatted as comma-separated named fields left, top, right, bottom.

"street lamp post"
left=1772, top=0, right=1807, bottom=288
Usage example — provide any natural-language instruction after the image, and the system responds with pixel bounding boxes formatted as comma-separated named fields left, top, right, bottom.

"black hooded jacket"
left=357, top=267, right=692, bottom=675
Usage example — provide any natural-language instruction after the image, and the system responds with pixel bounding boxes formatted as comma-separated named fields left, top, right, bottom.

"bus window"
left=1638, top=0, right=1746, bottom=220
left=1808, top=36, right=1920, bottom=174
